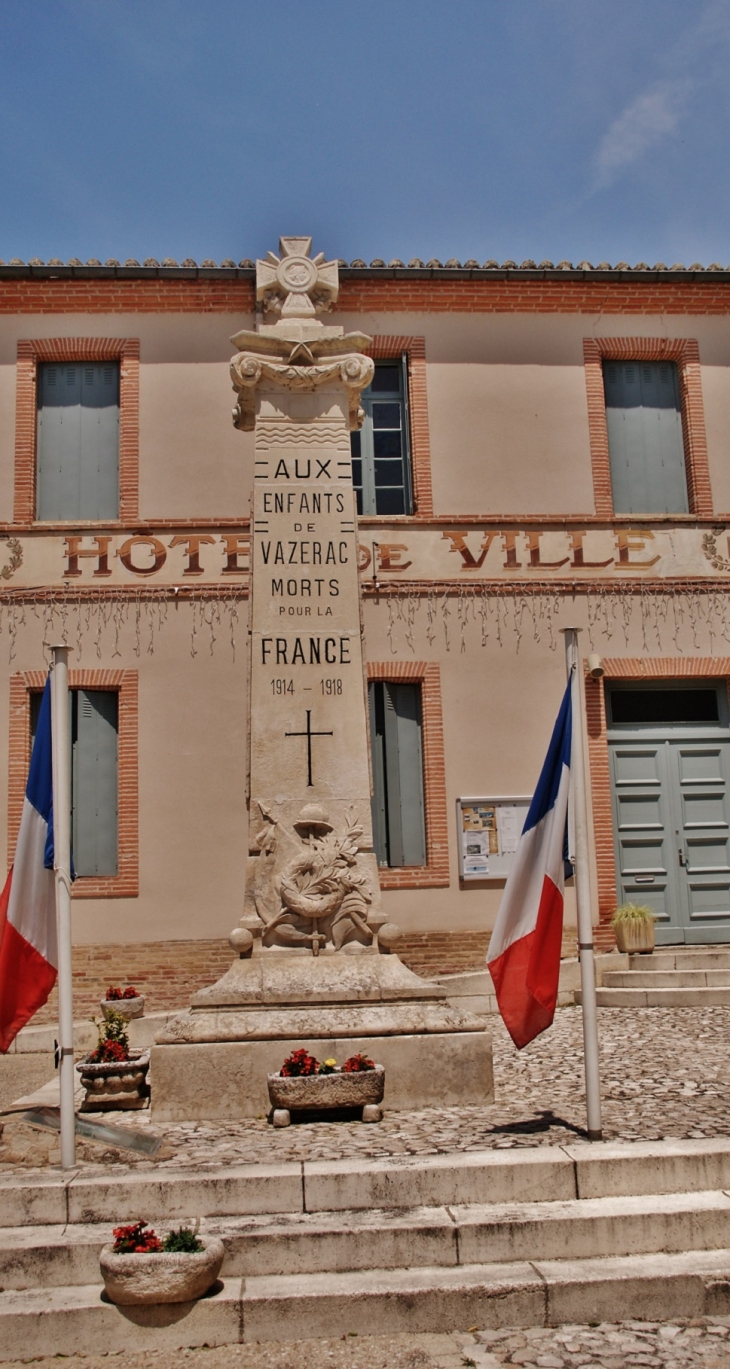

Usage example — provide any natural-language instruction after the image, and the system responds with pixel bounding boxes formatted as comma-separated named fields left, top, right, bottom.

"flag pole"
left=49, top=643, right=75, bottom=1168
left=560, top=627, right=602, bottom=1141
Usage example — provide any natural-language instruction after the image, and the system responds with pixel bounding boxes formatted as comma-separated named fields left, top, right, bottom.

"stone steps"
left=3, top=1250, right=730, bottom=1358
left=3, top=1140, right=730, bottom=1356
left=603, top=969, right=730, bottom=988
left=574, top=943, right=730, bottom=1007
left=578, top=985, right=730, bottom=1006
left=4, top=1189, right=730, bottom=1290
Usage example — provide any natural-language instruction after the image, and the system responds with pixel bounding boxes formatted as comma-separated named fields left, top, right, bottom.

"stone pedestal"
left=152, top=238, right=492, bottom=1120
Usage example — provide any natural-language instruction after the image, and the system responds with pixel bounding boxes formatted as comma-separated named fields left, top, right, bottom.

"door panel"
left=609, top=731, right=730, bottom=944
left=671, top=742, right=730, bottom=942
left=609, top=743, right=680, bottom=939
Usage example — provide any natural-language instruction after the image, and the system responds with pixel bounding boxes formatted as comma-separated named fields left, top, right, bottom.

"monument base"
left=150, top=1030, right=493, bottom=1121
left=150, top=949, right=492, bottom=1121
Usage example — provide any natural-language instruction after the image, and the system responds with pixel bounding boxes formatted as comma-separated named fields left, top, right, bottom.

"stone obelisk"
left=152, top=239, right=491, bottom=1121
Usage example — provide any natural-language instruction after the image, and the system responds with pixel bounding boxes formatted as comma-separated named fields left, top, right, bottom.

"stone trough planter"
left=267, top=1064, right=385, bottom=1126
left=77, top=1049, right=150, bottom=1112
left=100, top=994, right=145, bottom=1020
left=100, top=1237, right=224, bottom=1305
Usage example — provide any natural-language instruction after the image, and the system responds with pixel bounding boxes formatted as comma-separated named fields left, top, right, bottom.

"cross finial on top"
left=256, top=237, right=339, bottom=320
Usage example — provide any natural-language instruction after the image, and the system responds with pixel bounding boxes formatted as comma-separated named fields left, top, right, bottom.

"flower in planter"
left=318, top=1058, right=338, bottom=1074
left=342, top=1053, right=375, bottom=1073
left=112, top=1222, right=162, bottom=1254
left=89, top=1010, right=130, bottom=1064
left=280, top=1048, right=320, bottom=1076
left=106, top=985, right=140, bottom=1000
left=111, top=1221, right=203, bottom=1254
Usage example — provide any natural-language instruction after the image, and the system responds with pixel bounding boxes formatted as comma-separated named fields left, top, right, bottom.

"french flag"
left=0, top=678, right=57, bottom=1051
left=487, top=681, right=572, bottom=1049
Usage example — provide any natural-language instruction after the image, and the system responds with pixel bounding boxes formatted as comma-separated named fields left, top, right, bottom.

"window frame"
left=353, top=358, right=413, bottom=517
left=366, top=661, right=449, bottom=888
left=583, top=337, right=712, bottom=519
left=358, top=336, right=433, bottom=520
left=9, top=668, right=138, bottom=897
left=369, top=678, right=427, bottom=868
left=14, top=338, right=140, bottom=527
left=36, top=359, right=121, bottom=523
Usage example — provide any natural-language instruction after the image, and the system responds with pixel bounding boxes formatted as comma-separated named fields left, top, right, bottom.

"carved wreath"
left=701, top=530, right=730, bottom=573
left=0, top=538, right=22, bottom=581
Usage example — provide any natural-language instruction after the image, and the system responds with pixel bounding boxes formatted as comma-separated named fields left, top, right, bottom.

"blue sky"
left=1, top=0, right=729, bottom=268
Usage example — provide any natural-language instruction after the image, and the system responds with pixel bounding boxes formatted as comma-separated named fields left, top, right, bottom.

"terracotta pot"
left=77, top=1049, right=150, bottom=1111
left=100, top=994, right=145, bottom=1020
left=613, top=918, right=656, bottom=955
left=100, top=1236, right=224, bottom=1305
left=268, top=1064, right=384, bottom=1114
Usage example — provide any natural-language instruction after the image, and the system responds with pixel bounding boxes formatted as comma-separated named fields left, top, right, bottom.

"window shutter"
left=383, top=682, right=427, bottom=867
left=37, top=362, right=119, bottom=520
left=604, top=360, right=688, bottom=514
left=72, top=690, right=118, bottom=876
left=368, top=683, right=389, bottom=865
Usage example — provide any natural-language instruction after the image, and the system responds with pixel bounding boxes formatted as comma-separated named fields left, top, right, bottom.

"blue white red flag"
left=0, top=678, right=57, bottom=1051
left=487, top=681, right=572, bottom=1049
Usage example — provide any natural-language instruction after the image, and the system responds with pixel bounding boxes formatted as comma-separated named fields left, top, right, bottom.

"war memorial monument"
left=151, top=238, right=492, bottom=1119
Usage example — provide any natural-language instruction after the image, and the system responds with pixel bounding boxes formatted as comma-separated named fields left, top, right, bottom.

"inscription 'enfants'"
left=262, top=491, right=346, bottom=514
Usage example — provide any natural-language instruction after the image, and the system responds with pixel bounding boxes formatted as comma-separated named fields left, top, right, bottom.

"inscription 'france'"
left=261, top=636, right=352, bottom=665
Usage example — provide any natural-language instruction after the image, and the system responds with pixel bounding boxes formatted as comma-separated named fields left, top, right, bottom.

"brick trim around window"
left=8, top=668, right=139, bottom=897
left=364, top=336, right=433, bottom=518
left=14, top=338, right=140, bottom=525
left=366, top=660, right=449, bottom=888
left=583, top=337, right=712, bottom=518
left=586, top=655, right=730, bottom=949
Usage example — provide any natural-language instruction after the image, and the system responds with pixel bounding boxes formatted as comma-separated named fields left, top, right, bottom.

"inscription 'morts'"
left=272, top=579, right=340, bottom=596
left=261, top=636, right=352, bottom=665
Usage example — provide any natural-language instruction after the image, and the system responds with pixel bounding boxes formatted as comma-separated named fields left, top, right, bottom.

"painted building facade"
left=1, top=253, right=730, bottom=1001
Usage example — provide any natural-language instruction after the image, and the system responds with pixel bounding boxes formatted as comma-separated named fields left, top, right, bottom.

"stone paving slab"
left=2, top=1320, right=730, bottom=1368
left=3, top=1005, right=730, bottom=1174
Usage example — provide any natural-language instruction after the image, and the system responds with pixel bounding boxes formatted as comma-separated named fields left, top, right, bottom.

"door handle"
left=678, top=848, right=686, bottom=867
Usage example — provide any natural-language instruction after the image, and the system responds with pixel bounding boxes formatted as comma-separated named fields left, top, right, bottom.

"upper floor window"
left=351, top=359, right=413, bottom=516
left=603, top=360, right=689, bottom=515
left=36, top=362, right=120, bottom=520
left=32, top=688, right=118, bottom=877
left=368, top=680, right=426, bottom=867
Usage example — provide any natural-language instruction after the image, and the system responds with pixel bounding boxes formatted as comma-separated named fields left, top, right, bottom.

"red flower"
left=280, top=1048, right=319, bottom=1077
left=122, top=986, right=139, bottom=999
left=342, top=1053, right=375, bottom=1073
left=112, top=1221, right=161, bottom=1254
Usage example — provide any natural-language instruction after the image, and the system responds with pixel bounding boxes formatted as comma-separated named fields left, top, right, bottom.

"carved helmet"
left=294, top=804, right=334, bottom=835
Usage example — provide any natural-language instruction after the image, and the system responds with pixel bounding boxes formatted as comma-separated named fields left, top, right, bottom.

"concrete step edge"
left=7, top=1136, right=730, bottom=1226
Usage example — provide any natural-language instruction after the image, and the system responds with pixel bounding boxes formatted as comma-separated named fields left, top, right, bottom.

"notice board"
left=456, top=796, right=531, bottom=881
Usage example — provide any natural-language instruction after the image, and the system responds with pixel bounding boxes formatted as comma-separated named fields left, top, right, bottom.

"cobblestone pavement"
left=3, top=1322, right=730, bottom=1369
left=3, top=1005, right=730, bottom=1171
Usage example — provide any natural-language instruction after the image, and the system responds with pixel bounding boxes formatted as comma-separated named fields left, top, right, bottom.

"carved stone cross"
left=256, top=236, right=339, bottom=319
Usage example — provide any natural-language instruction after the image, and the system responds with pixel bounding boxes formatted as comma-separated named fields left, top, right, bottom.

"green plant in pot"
left=611, top=903, right=657, bottom=955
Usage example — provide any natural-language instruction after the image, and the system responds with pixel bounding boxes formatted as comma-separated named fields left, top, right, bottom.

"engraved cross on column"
left=285, top=710, right=334, bottom=787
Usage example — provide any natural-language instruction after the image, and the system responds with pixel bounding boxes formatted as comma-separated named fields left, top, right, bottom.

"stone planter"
left=100, top=1237, right=224, bottom=1305
left=267, top=1064, right=385, bottom=1126
left=100, top=994, right=145, bottom=1020
left=614, top=918, right=656, bottom=955
left=77, top=1049, right=150, bottom=1111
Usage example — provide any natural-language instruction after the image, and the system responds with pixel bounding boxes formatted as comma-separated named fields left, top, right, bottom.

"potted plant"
left=77, top=1010, right=150, bottom=1111
left=100, top=1222, right=224, bottom=1305
left=611, top=903, right=657, bottom=954
left=267, top=1048, right=385, bottom=1126
left=100, top=984, right=145, bottom=1020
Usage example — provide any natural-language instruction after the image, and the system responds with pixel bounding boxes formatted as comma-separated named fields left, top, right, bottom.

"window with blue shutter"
left=351, top=359, right=413, bottom=515
left=36, top=362, right=120, bottom=520
left=368, top=681, right=426, bottom=867
left=31, top=688, right=118, bottom=877
left=603, top=360, right=689, bottom=514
